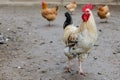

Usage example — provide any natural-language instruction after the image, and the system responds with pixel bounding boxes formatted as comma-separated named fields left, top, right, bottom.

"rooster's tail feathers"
left=63, top=12, right=73, bottom=29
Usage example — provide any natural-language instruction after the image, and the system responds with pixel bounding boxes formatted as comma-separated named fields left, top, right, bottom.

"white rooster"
left=63, top=4, right=98, bottom=76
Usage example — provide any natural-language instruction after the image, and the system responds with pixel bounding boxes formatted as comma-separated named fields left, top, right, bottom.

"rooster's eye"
left=86, top=11, right=89, bottom=12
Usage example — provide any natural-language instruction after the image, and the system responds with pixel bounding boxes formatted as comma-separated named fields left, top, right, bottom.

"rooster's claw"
left=64, top=66, right=72, bottom=73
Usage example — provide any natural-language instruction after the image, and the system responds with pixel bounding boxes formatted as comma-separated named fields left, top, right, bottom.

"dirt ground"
left=0, top=5, right=120, bottom=80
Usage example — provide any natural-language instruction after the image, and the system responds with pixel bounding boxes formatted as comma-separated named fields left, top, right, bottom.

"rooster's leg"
left=105, top=18, right=108, bottom=23
left=48, top=21, right=51, bottom=26
left=78, top=59, right=85, bottom=76
left=70, top=11, right=73, bottom=15
left=64, top=59, right=72, bottom=73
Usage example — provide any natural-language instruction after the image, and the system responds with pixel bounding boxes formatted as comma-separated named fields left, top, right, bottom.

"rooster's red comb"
left=42, top=0, right=45, bottom=3
left=82, top=4, right=93, bottom=12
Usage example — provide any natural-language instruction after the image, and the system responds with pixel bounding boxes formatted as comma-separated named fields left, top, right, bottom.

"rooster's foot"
left=76, top=71, right=86, bottom=76
left=105, top=21, right=108, bottom=23
left=64, top=66, right=72, bottom=73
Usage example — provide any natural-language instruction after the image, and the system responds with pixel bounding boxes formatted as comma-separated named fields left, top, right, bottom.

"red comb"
left=41, top=0, right=45, bottom=5
left=42, top=0, right=44, bottom=3
left=82, top=4, right=93, bottom=12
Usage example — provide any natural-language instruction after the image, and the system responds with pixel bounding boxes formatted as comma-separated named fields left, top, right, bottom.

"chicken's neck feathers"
left=77, top=11, right=97, bottom=34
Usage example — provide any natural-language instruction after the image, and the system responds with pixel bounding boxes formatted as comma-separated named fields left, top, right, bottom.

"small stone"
left=34, top=40, right=38, bottom=42
left=49, top=41, right=53, bottom=43
left=43, top=59, right=48, bottom=62
left=98, top=72, right=102, bottom=75
left=11, top=31, right=16, bottom=34
left=17, top=27, right=23, bottom=30
left=56, top=63, right=60, bottom=65
left=38, top=67, right=41, bottom=69
left=41, top=70, right=47, bottom=73
left=17, top=66, right=22, bottom=69
left=113, top=52, right=117, bottom=54
left=5, top=38, right=9, bottom=42
left=7, top=28, right=10, bottom=31
left=113, top=49, right=120, bottom=54
left=40, top=42, right=45, bottom=46
left=93, top=57, right=98, bottom=60
left=94, top=44, right=99, bottom=47
left=99, top=29, right=102, bottom=32
left=40, top=78, right=42, bottom=80
left=27, top=57, right=32, bottom=59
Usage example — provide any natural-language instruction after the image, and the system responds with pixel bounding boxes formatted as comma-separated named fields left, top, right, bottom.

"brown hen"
left=41, top=0, right=59, bottom=26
